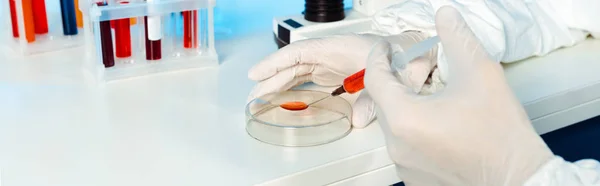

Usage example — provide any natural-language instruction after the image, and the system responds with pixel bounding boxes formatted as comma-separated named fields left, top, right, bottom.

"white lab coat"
left=372, top=0, right=599, bottom=82
left=371, top=0, right=600, bottom=185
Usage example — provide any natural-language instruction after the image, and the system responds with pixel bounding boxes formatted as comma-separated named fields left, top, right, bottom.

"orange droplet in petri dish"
left=280, top=101, right=308, bottom=111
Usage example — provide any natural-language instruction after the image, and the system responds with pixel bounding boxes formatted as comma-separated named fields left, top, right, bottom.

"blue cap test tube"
left=60, top=0, right=78, bottom=35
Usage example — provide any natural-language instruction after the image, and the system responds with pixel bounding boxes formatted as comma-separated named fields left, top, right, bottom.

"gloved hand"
left=247, top=33, right=436, bottom=128
left=365, top=6, right=555, bottom=186
left=247, top=34, right=381, bottom=128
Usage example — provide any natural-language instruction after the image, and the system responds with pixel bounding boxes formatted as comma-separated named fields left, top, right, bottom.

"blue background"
left=212, top=0, right=353, bottom=39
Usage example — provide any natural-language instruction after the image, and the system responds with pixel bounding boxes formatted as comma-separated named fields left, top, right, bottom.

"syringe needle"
left=307, top=95, right=332, bottom=106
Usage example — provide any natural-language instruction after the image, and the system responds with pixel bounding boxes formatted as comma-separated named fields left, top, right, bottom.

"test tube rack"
left=2, top=0, right=85, bottom=55
left=81, top=0, right=218, bottom=82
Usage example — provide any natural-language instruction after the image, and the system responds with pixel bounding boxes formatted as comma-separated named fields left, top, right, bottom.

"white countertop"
left=1, top=31, right=600, bottom=186
left=0, top=31, right=391, bottom=186
left=505, top=39, right=600, bottom=133
left=1, top=1, right=600, bottom=185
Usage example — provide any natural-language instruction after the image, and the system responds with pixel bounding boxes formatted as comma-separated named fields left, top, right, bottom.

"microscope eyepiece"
left=304, top=0, right=345, bottom=22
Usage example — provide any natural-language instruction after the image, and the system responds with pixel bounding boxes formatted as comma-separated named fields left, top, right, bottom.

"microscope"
left=273, top=0, right=404, bottom=48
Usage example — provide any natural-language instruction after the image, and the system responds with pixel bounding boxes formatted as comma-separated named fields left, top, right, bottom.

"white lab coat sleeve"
left=371, top=0, right=598, bottom=82
left=524, top=156, right=600, bottom=186
left=548, top=0, right=600, bottom=38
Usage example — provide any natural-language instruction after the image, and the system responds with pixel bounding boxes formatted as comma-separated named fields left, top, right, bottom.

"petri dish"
left=245, top=90, right=353, bottom=147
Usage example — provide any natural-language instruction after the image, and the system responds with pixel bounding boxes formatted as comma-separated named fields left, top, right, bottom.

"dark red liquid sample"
left=144, top=16, right=161, bottom=60
left=183, top=10, right=197, bottom=48
left=31, top=0, right=48, bottom=34
left=9, top=0, right=18, bottom=38
left=97, top=2, right=114, bottom=67
left=114, top=18, right=131, bottom=58
left=280, top=102, right=309, bottom=111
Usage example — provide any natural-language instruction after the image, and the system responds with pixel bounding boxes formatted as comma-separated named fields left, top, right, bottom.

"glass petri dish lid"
left=245, top=90, right=353, bottom=147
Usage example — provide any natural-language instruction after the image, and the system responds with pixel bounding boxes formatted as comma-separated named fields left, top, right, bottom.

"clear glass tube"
left=198, top=8, right=208, bottom=53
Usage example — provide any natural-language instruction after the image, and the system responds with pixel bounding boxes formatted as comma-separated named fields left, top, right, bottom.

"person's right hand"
left=364, top=6, right=554, bottom=186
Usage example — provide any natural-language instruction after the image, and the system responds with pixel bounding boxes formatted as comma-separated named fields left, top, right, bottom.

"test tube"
left=75, top=0, right=83, bottom=28
left=31, top=0, right=48, bottom=34
left=21, top=0, right=36, bottom=42
left=111, top=18, right=137, bottom=28
left=115, top=1, right=132, bottom=58
left=60, top=0, right=78, bottom=35
left=144, top=0, right=162, bottom=60
left=97, top=2, right=115, bottom=67
left=9, top=0, right=19, bottom=38
left=192, top=11, right=198, bottom=48
left=182, top=10, right=197, bottom=48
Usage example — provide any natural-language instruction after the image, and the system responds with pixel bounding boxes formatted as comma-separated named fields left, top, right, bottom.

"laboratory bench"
left=1, top=7, right=600, bottom=183
left=0, top=29, right=599, bottom=185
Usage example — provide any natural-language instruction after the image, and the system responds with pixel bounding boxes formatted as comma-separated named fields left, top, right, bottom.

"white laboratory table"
left=0, top=29, right=600, bottom=186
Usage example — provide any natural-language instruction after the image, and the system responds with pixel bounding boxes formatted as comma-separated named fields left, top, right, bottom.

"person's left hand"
left=247, top=34, right=384, bottom=128
left=247, top=32, right=437, bottom=128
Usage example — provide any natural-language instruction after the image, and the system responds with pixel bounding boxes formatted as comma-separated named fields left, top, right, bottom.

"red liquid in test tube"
left=9, top=0, right=19, bottom=38
left=183, top=10, right=197, bottom=48
left=31, top=0, right=49, bottom=34
left=114, top=1, right=132, bottom=58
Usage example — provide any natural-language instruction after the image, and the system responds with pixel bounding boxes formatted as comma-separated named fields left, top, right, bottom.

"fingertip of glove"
left=248, top=65, right=269, bottom=81
left=352, top=114, right=374, bottom=129
left=435, top=6, right=462, bottom=31
left=247, top=69, right=260, bottom=81
left=352, top=108, right=377, bottom=129
left=246, top=90, right=258, bottom=103
left=247, top=85, right=268, bottom=104
left=352, top=93, right=377, bottom=129
left=248, top=52, right=285, bottom=81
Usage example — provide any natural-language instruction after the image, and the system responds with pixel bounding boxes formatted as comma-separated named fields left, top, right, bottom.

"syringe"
left=327, top=36, right=441, bottom=98
left=390, top=36, right=440, bottom=72
left=303, top=69, right=364, bottom=106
